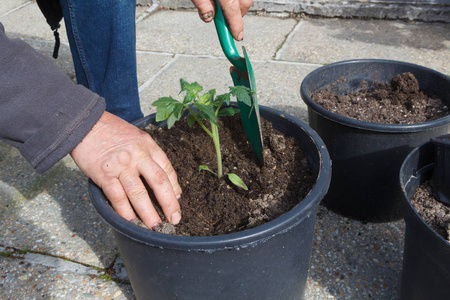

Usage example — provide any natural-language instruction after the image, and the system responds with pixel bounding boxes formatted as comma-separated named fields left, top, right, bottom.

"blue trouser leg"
left=59, top=0, right=144, bottom=122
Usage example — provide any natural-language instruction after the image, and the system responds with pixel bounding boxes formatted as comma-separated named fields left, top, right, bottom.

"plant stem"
left=211, top=123, right=223, bottom=178
left=186, top=106, right=213, bottom=138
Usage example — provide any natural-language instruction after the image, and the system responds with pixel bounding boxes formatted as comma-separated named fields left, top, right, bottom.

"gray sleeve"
left=0, top=22, right=106, bottom=173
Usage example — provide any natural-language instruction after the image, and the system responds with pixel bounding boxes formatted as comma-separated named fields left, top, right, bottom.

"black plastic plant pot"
left=399, top=137, right=450, bottom=300
left=300, top=59, right=450, bottom=222
left=89, top=105, right=331, bottom=300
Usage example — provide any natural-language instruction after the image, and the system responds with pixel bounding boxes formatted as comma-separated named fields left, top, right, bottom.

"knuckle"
left=226, top=0, right=241, bottom=11
left=152, top=168, right=168, bottom=186
left=101, top=150, right=133, bottom=174
left=128, top=185, right=149, bottom=199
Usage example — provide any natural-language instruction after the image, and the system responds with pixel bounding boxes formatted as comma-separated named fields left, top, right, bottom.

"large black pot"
left=399, top=137, right=450, bottom=300
left=89, top=105, right=331, bottom=300
left=300, top=59, right=450, bottom=222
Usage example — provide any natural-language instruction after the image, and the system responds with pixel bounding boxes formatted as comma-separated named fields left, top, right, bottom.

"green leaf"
left=180, top=79, right=202, bottom=94
left=155, top=105, right=175, bottom=122
left=218, top=107, right=239, bottom=117
left=183, top=92, right=196, bottom=104
left=198, top=111, right=208, bottom=120
left=167, top=113, right=177, bottom=129
left=227, top=173, right=248, bottom=190
left=173, top=102, right=185, bottom=119
left=152, top=96, right=179, bottom=108
left=208, top=89, right=217, bottom=103
left=196, top=103, right=217, bottom=126
left=199, top=165, right=217, bottom=176
left=230, top=86, right=252, bottom=106
left=187, top=114, right=196, bottom=127
left=199, top=92, right=212, bottom=105
left=216, top=93, right=231, bottom=106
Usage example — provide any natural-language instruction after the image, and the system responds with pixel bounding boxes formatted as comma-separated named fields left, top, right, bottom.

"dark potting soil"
left=411, top=181, right=450, bottom=244
left=139, top=114, right=315, bottom=237
left=311, top=72, right=449, bottom=124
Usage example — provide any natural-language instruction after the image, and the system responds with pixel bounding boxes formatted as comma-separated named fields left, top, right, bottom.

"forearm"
left=0, top=22, right=105, bottom=173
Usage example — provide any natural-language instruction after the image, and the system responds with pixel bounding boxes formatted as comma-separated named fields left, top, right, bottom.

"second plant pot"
left=300, top=59, right=450, bottom=222
left=89, top=105, right=331, bottom=300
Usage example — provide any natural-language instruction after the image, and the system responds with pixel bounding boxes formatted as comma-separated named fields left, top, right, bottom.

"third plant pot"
left=399, top=135, right=450, bottom=300
left=300, top=59, right=450, bottom=222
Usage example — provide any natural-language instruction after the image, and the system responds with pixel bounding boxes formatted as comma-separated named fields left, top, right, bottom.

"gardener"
left=0, top=0, right=252, bottom=230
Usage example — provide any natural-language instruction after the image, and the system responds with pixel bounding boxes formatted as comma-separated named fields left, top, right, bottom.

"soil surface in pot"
left=412, top=181, right=450, bottom=243
left=312, top=72, right=449, bottom=124
left=139, top=114, right=315, bottom=236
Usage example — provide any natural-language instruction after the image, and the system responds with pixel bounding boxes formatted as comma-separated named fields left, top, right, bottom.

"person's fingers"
left=102, top=178, right=137, bottom=222
left=139, top=159, right=182, bottom=225
left=239, top=0, right=252, bottom=16
left=191, top=0, right=215, bottom=22
left=147, top=140, right=182, bottom=199
left=119, top=169, right=163, bottom=229
left=216, top=0, right=244, bottom=41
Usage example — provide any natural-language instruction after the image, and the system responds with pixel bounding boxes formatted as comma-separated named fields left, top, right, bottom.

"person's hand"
left=191, top=0, right=253, bottom=41
left=70, top=111, right=182, bottom=229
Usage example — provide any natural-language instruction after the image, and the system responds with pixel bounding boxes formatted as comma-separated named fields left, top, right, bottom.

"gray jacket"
left=0, top=22, right=106, bottom=173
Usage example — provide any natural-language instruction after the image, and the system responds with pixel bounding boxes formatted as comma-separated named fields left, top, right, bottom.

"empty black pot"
left=399, top=136, right=450, bottom=300
left=89, top=105, right=331, bottom=300
left=300, top=59, right=450, bottom=222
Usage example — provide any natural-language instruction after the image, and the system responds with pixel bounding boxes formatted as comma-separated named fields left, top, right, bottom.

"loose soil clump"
left=312, top=72, right=449, bottom=124
left=411, top=181, right=450, bottom=244
left=139, top=114, right=315, bottom=237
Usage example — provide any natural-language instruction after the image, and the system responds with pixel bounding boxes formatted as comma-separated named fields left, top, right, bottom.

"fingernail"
left=176, top=194, right=181, bottom=200
left=171, top=211, right=181, bottom=225
left=202, top=11, right=214, bottom=21
left=237, top=31, right=244, bottom=41
left=152, top=223, right=161, bottom=231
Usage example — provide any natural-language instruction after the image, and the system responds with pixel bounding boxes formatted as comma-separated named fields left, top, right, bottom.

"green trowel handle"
left=213, top=0, right=247, bottom=73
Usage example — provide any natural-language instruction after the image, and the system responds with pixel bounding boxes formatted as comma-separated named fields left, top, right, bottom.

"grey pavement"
left=0, top=0, right=449, bottom=299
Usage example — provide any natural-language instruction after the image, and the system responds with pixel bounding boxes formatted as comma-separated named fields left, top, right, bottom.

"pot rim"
left=89, top=105, right=331, bottom=251
left=300, top=59, right=450, bottom=133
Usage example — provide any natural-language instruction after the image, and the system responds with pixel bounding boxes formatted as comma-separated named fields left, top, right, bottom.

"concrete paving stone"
left=136, top=51, right=173, bottom=87
left=138, top=55, right=234, bottom=115
left=0, top=144, right=118, bottom=269
left=0, top=2, right=68, bottom=44
left=136, top=10, right=297, bottom=61
left=306, top=205, right=405, bottom=299
left=0, top=255, right=134, bottom=300
left=138, top=54, right=320, bottom=120
left=277, top=17, right=450, bottom=75
left=0, top=0, right=31, bottom=18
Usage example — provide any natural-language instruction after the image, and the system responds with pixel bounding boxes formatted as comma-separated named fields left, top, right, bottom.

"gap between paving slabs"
left=0, top=244, right=129, bottom=284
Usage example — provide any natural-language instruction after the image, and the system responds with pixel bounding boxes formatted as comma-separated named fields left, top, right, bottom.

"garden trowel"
left=213, top=0, right=264, bottom=164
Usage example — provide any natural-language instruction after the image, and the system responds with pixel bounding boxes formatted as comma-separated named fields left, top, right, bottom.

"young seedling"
left=152, top=79, right=251, bottom=190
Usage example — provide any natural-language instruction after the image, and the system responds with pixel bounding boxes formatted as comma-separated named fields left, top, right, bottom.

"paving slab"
left=0, top=254, right=134, bottom=299
left=277, top=17, right=450, bottom=75
left=136, top=10, right=297, bottom=61
left=0, top=144, right=118, bottom=269
left=0, top=2, right=68, bottom=44
left=136, top=51, right=173, bottom=87
left=138, top=54, right=319, bottom=120
left=0, top=0, right=31, bottom=18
